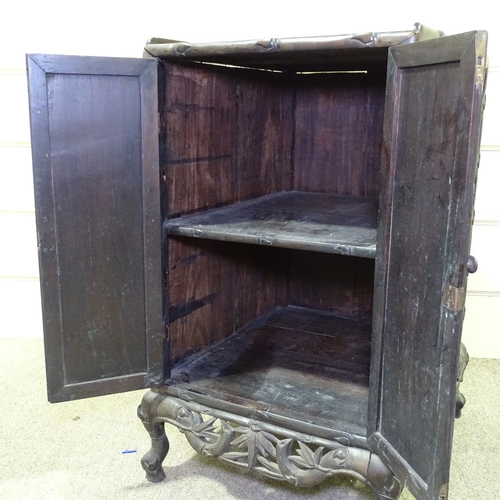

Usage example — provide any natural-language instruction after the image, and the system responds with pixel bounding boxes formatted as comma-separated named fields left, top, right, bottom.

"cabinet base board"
left=137, top=390, right=403, bottom=499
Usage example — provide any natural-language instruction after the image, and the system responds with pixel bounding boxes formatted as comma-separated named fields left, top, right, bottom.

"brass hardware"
left=476, top=55, right=486, bottom=86
left=442, top=284, right=466, bottom=312
left=439, top=482, right=449, bottom=499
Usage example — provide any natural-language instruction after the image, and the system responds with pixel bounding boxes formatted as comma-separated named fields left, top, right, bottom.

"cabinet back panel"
left=233, top=244, right=290, bottom=331
left=289, top=251, right=374, bottom=320
left=293, top=72, right=386, bottom=197
left=162, top=65, right=385, bottom=221
left=235, top=73, right=294, bottom=201
left=163, top=66, right=381, bottom=365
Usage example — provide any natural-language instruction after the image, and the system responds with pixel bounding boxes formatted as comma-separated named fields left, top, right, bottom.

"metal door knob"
left=467, top=255, right=478, bottom=273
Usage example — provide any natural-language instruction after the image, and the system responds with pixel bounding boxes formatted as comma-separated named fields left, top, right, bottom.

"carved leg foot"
left=137, top=390, right=169, bottom=482
left=365, top=453, right=403, bottom=499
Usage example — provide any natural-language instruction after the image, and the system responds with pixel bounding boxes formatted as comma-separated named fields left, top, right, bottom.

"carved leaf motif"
left=257, top=432, right=278, bottom=458
left=231, top=426, right=277, bottom=458
left=289, top=455, right=311, bottom=468
left=220, top=451, right=248, bottom=461
left=257, top=455, right=281, bottom=472
left=314, top=446, right=325, bottom=463
left=190, top=417, right=219, bottom=440
left=289, top=442, right=348, bottom=471
left=297, top=441, right=319, bottom=467
left=256, top=456, right=286, bottom=480
left=231, top=429, right=247, bottom=448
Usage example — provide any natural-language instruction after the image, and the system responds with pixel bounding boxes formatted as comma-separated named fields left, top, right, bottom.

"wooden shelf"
left=168, top=306, right=371, bottom=436
left=166, top=191, right=378, bottom=258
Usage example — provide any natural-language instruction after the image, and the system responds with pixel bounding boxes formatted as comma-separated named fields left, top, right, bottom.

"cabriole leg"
left=137, top=390, right=169, bottom=482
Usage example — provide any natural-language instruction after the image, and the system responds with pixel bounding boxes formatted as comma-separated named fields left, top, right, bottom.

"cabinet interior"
left=161, top=57, right=387, bottom=434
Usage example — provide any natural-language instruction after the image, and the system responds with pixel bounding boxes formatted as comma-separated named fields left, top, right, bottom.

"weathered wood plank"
left=369, top=31, right=487, bottom=500
left=27, top=54, right=163, bottom=402
left=169, top=306, right=371, bottom=436
left=166, top=192, right=378, bottom=258
left=235, top=72, right=294, bottom=201
left=234, top=244, right=289, bottom=331
left=145, top=24, right=443, bottom=72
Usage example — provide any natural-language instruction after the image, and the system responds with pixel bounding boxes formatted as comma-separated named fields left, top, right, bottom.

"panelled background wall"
left=1, top=2, right=499, bottom=357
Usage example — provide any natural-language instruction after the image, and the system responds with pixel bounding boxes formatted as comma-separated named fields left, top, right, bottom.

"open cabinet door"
left=368, top=32, right=487, bottom=499
left=27, top=54, right=164, bottom=402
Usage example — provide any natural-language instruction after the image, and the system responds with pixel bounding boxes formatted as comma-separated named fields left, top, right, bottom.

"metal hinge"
left=476, top=55, right=486, bottom=87
left=442, top=284, right=466, bottom=312
left=439, top=483, right=449, bottom=500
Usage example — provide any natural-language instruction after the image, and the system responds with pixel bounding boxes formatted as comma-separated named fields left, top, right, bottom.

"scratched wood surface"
left=167, top=236, right=375, bottom=366
left=166, top=192, right=378, bottom=258
left=369, top=32, right=487, bottom=499
left=160, top=62, right=237, bottom=217
left=167, top=238, right=236, bottom=364
left=27, top=55, right=163, bottom=402
left=170, top=305, right=371, bottom=436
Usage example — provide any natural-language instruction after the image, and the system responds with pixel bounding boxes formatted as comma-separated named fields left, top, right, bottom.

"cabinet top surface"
left=144, top=23, right=443, bottom=71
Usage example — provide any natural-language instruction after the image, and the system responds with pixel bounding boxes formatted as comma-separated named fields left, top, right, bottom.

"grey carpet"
left=1, top=338, right=498, bottom=499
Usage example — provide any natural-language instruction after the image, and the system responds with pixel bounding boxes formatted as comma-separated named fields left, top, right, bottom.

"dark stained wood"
left=233, top=244, right=289, bottom=331
left=161, top=61, right=382, bottom=373
left=161, top=63, right=294, bottom=218
left=167, top=238, right=235, bottom=365
left=167, top=238, right=289, bottom=367
left=169, top=306, right=371, bottom=436
left=166, top=192, right=378, bottom=258
left=369, top=31, right=487, bottom=500
left=161, top=62, right=383, bottom=220
left=167, top=236, right=374, bottom=368
left=293, top=72, right=386, bottom=197
left=289, top=252, right=374, bottom=320
left=27, top=54, right=163, bottom=402
left=160, top=62, right=237, bottom=217
left=235, top=72, right=294, bottom=201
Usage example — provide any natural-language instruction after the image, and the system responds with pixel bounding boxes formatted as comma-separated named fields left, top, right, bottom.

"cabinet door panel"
left=369, top=32, right=486, bottom=500
left=27, top=54, right=163, bottom=402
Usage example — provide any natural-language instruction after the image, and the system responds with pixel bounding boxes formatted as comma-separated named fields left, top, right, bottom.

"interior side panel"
left=167, top=237, right=236, bottom=365
left=161, top=62, right=237, bottom=217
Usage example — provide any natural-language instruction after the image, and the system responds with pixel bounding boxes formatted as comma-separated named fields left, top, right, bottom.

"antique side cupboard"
left=27, top=24, right=487, bottom=500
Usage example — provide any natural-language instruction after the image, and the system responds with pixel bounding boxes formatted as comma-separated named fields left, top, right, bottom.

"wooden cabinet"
left=27, top=25, right=487, bottom=500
